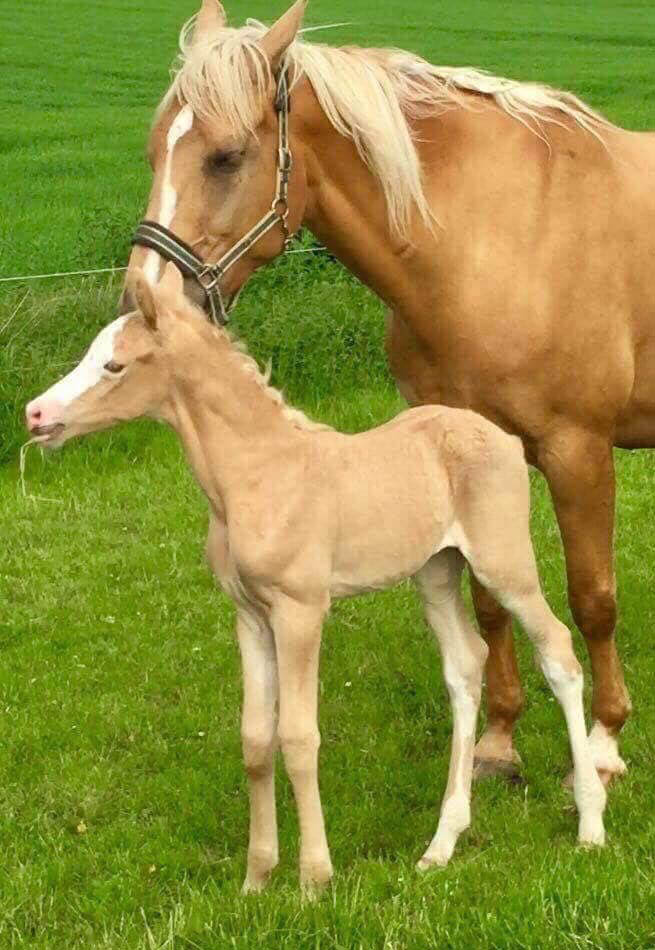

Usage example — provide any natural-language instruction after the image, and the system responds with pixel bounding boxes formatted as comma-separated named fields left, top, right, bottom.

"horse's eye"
left=207, top=149, right=244, bottom=174
left=104, top=361, right=125, bottom=374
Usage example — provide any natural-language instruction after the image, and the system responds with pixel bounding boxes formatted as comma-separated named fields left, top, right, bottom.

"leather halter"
left=131, top=69, right=293, bottom=326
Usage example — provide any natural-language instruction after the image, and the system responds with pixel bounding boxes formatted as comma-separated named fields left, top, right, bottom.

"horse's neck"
left=163, top=334, right=299, bottom=505
left=295, top=81, right=436, bottom=312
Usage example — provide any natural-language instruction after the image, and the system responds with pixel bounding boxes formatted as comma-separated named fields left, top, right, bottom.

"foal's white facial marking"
left=42, top=316, right=129, bottom=408
left=144, top=105, right=194, bottom=282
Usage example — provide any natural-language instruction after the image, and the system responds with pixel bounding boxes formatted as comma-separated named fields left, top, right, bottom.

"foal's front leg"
left=237, top=609, right=279, bottom=893
left=270, top=593, right=332, bottom=893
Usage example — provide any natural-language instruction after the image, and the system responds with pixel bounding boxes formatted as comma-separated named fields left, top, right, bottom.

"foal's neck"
left=162, top=321, right=302, bottom=505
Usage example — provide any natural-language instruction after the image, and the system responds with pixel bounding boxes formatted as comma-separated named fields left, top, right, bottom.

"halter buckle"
left=278, top=147, right=293, bottom=174
left=197, top=265, right=222, bottom=292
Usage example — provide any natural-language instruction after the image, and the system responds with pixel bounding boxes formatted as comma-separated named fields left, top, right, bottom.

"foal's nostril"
left=25, top=402, right=43, bottom=430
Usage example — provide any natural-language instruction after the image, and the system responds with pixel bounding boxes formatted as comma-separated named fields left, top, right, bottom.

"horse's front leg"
left=538, top=429, right=630, bottom=784
left=471, top=578, right=525, bottom=779
left=270, top=593, right=332, bottom=894
left=237, top=609, right=280, bottom=893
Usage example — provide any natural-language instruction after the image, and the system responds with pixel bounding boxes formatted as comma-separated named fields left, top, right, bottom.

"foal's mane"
left=182, top=307, right=331, bottom=433
left=168, top=18, right=613, bottom=236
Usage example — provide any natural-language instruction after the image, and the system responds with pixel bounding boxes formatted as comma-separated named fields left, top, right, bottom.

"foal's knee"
left=278, top=728, right=321, bottom=777
left=569, top=582, right=616, bottom=642
left=242, top=731, right=276, bottom=780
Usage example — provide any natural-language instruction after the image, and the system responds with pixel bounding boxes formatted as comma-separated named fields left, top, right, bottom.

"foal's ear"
left=193, top=0, right=227, bottom=43
left=259, top=0, right=306, bottom=71
left=159, top=261, right=185, bottom=299
left=132, top=270, right=159, bottom=332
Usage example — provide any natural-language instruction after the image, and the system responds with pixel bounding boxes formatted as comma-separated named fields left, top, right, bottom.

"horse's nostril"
left=32, top=408, right=41, bottom=421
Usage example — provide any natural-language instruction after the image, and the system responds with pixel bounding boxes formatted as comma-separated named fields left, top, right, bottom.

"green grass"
left=2, top=0, right=655, bottom=947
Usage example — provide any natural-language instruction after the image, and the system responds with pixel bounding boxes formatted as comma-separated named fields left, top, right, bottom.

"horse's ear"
left=159, top=262, right=185, bottom=299
left=259, top=0, right=306, bottom=71
left=193, top=0, right=227, bottom=43
left=132, top=269, right=158, bottom=332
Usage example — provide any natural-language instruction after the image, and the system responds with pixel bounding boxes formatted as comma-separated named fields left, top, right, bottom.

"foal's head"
left=122, top=0, right=308, bottom=315
left=26, top=267, right=188, bottom=447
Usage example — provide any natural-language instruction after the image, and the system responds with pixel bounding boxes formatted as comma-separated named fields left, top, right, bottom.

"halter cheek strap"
left=131, top=69, right=293, bottom=326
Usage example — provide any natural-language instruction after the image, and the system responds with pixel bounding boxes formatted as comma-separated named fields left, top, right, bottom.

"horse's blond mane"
left=168, top=17, right=613, bottom=237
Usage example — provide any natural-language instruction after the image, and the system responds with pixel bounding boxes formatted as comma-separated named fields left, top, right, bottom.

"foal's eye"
left=104, top=360, right=125, bottom=374
left=206, top=148, right=244, bottom=174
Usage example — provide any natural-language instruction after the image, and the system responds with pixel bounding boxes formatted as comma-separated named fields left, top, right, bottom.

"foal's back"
left=323, top=405, right=525, bottom=597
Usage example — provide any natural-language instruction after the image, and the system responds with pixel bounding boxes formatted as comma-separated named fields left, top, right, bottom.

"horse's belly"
left=616, top=333, right=655, bottom=447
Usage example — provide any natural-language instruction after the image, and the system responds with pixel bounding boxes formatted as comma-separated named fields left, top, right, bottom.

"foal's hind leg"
left=478, top=575, right=607, bottom=845
left=460, top=458, right=606, bottom=844
left=537, top=430, right=630, bottom=783
left=415, top=549, right=488, bottom=869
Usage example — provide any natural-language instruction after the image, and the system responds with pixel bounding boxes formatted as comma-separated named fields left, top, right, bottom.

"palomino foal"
left=26, top=265, right=606, bottom=892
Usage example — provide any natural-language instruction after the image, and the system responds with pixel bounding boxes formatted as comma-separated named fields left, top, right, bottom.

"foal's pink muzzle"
left=25, top=396, right=65, bottom=441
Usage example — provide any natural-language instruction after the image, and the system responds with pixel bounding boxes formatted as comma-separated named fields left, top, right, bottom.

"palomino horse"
left=122, top=0, right=654, bottom=782
left=26, top=263, right=606, bottom=891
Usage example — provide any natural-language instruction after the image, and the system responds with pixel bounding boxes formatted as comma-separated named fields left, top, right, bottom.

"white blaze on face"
left=144, top=105, right=195, bottom=282
left=42, top=316, right=129, bottom=408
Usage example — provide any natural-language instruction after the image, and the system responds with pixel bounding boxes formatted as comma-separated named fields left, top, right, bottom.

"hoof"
left=242, top=848, right=278, bottom=894
left=242, top=874, right=270, bottom=895
left=578, top=817, right=606, bottom=849
left=416, top=853, right=449, bottom=872
left=300, top=861, right=333, bottom=900
left=473, top=756, right=524, bottom=785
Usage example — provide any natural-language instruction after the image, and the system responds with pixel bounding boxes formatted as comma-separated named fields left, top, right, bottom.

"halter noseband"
left=131, top=69, right=293, bottom=326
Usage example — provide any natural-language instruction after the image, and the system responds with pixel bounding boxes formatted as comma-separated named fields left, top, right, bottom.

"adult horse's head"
left=121, top=0, right=308, bottom=321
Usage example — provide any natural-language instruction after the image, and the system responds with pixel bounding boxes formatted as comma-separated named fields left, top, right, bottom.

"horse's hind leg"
left=470, top=577, right=524, bottom=780
left=415, top=548, right=488, bottom=869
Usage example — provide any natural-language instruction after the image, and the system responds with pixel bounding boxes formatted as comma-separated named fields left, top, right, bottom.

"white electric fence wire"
left=0, top=247, right=327, bottom=285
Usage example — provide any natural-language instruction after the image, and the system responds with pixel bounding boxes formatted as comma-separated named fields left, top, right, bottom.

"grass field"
left=2, top=1, right=655, bottom=947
